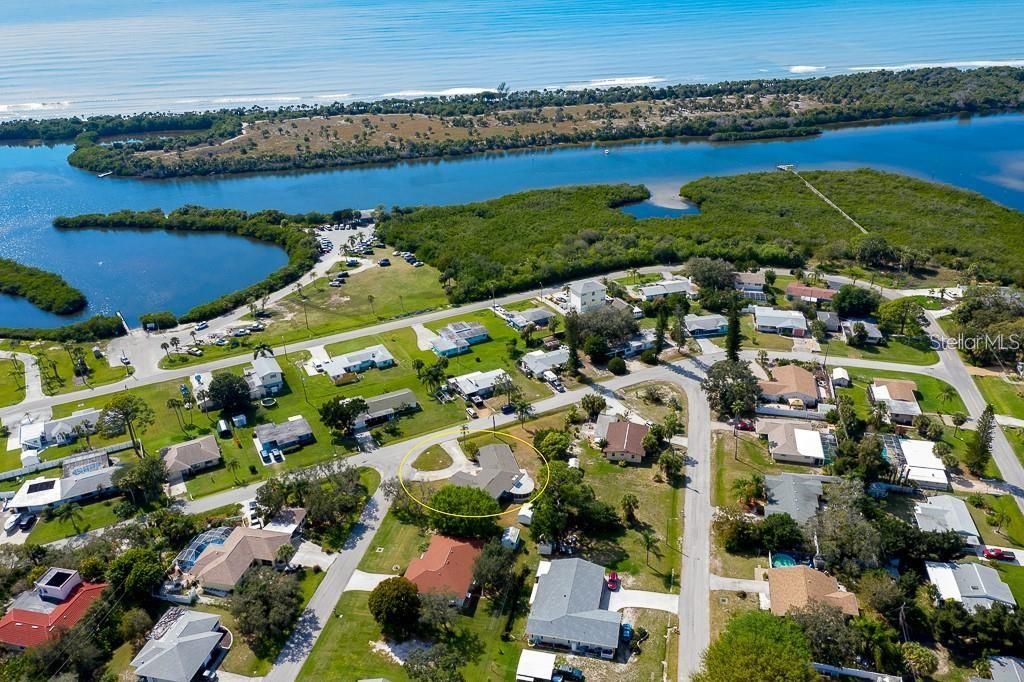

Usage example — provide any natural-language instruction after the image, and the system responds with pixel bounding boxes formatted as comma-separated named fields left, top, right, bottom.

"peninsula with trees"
left=3, top=67, right=1024, bottom=178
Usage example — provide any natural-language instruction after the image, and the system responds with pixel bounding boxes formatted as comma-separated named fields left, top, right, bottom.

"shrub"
left=608, top=357, right=627, bottom=375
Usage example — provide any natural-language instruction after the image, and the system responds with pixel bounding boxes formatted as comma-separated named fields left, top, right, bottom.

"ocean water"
left=2, top=114, right=1024, bottom=328
left=2, top=0, right=1024, bottom=118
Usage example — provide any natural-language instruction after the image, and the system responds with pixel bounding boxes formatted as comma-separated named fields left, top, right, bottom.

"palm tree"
left=56, top=503, right=84, bottom=534
left=367, top=294, right=376, bottom=317
left=225, top=456, right=240, bottom=483
left=514, top=399, right=535, bottom=428
left=548, top=316, right=560, bottom=336
left=160, top=342, right=171, bottom=360
left=169, top=337, right=181, bottom=355
left=951, top=412, right=968, bottom=437
left=190, top=331, right=198, bottom=345
left=621, top=493, right=640, bottom=525
left=938, top=384, right=957, bottom=408
left=196, top=390, right=213, bottom=420
left=731, top=474, right=765, bottom=508
left=253, top=343, right=274, bottom=359
left=640, top=529, right=658, bottom=566
left=166, top=398, right=185, bottom=432
left=412, top=358, right=425, bottom=379
left=869, top=401, right=889, bottom=430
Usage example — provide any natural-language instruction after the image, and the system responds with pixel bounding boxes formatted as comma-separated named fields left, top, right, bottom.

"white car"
left=194, top=321, right=209, bottom=331
left=4, top=514, right=20, bottom=533
left=187, top=347, right=204, bottom=357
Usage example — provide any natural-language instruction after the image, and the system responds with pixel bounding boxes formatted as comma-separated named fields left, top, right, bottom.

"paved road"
left=0, top=351, right=43, bottom=404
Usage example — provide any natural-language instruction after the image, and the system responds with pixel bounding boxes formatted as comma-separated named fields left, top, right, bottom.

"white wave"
left=210, top=95, right=303, bottom=104
left=788, top=65, right=826, bottom=74
left=314, top=93, right=354, bottom=100
left=849, top=58, right=1024, bottom=72
left=0, top=100, right=71, bottom=113
left=381, top=87, right=489, bottom=98
left=562, top=76, right=666, bottom=90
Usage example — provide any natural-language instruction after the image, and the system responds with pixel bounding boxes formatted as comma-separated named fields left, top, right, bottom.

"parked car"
left=554, top=664, right=585, bottom=681
left=17, top=514, right=36, bottom=531
left=465, top=407, right=478, bottom=419
left=232, top=328, right=250, bottom=337
left=260, top=451, right=272, bottom=465
left=378, top=258, right=391, bottom=266
left=501, top=403, right=515, bottom=415
left=329, top=281, right=343, bottom=287
left=606, top=572, right=621, bottom=591
left=313, top=360, right=324, bottom=372
left=335, top=271, right=348, bottom=278
left=983, top=547, right=1017, bottom=562
left=413, top=261, right=424, bottom=267
left=4, top=515, right=21, bottom=533
left=271, top=449, right=284, bottom=463
left=735, top=418, right=755, bottom=431
left=471, top=395, right=485, bottom=408
left=620, top=623, right=634, bottom=640
left=248, top=322, right=265, bottom=332
left=187, top=347, right=204, bottom=357
left=215, top=338, right=228, bottom=346
left=194, top=321, right=209, bottom=331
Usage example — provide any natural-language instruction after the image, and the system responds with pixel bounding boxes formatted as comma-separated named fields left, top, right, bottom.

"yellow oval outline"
left=398, top=427, right=550, bottom=518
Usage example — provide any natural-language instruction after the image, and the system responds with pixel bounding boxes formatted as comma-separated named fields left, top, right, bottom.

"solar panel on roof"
left=26, top=480, right=57, bottom=494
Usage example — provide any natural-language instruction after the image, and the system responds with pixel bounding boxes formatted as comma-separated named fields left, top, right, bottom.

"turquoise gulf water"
left=2, top=113, right=1024, bottom=327
left=1, top=0, right=1023, bottom=118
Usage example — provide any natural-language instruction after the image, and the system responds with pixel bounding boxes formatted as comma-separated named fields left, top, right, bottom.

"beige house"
left=758, top=364, right=819, bottom=406
left=187, top=527, right=293, bottom=594
left=767, top=566, right=859, bottom=617
left=602, top=421, right=649, bottom=464
left=161, top=435, right=222, bottom=480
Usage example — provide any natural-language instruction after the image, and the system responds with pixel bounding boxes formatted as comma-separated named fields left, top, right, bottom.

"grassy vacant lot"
left=27, top=496, right=124, bottom=543
left=709, top=590, right=759, bottom=641
left=14, top=340, right=129, bottom=396
left=300, top=590, right=528, bottom=681
left=819, top=336, right=937, bottom=365
left=357, top=510, right=430, bottom=575
left=0, top=355, right=24, bottom=407
left=619, top=381, right=687, bottom=424
left=974, top=375, right=1024, bottom=418
left=157, top=259, right=450, bottom=370
left=964, top=493, right=1024, bottom=548
left=412, top=444, right=452, bottom=471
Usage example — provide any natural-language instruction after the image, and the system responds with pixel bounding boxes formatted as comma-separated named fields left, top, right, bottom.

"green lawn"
left=21, top=340, right=131, bottom=396
left=974, top=375, right=1024, bottom=418
left=412, top=444, right=452, bottom=471
left=713, top=316, right=793, bottom=352
left=820, top=336, right=937, bottom=365
left=902, top=294, right=947, bottom=311
left=965, top=494, right=1024, bottom=548
left=711, top=432, right=812, bottom=509
left=195, top=605, right=274, bottom=677
left=358, top=510, right=429, bottom=574
left=990, top=561, right=1024, bottom=607
left=0, top=355, right=25, bottom=407
left=834, top=367, right=966, bottom=416
left=27, top=496, right=125, bottom=543
left=300, top=591, right=528, bottom=682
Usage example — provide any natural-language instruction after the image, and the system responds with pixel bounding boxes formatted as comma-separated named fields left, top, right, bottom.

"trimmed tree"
left=367, top=576, right=421, bottom=640
left=693, top=611, right=815, bottom=682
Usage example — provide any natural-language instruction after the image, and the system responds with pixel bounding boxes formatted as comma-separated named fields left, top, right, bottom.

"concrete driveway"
left=607, top=588, right=678, bottom=613
left=292, top=541, right=335, bottom=571
left=344, top=569, right=395, bottom=592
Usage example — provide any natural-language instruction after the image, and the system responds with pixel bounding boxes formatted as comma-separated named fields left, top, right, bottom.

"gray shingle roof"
left=131, top=608, right=222, bottom=682
left=914, top=495, right=980, bottom=542
left=526, top=558, right=621, bottom=649
left=765, top=474, right=823, bottom=524
left=450, top=444, right=524, bottom=498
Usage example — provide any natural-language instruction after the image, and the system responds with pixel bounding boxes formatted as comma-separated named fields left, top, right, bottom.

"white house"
left=753, top=307, right=808, bottom=337
left=449, top=368, right=510, bottom=398
left=520, top=348, right=569, bottom=377
left=568, top=280, right=606, bottom=314
left=914, top=495, right=981, bottom=546
left=897, top=438, right=950, bottom=490
left=8, top=453, right=121, bottom=513
left=244, top=357, right=284, bottom=399
left=18, top=409, right=101, bottom=453
left=925, top=561, right=1015, bottom=612
left=638, top=278, right=698, bottom=301
left=322, top=344, right=395, bottom=378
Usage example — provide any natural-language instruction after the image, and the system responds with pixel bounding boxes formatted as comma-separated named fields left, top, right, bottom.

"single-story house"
left=767, top=565, right=859, bottom=617
left=509, top=307, right=555, bottom=330
left=130, top=608, right=227, bottom=682
left=786, top=283, right=836, bottom=303
left=842, top=319, right=885, bottom=345
left=244, top=356, right=285, bottom=399
left=7, top=453, right=121, bottom=514
left=526, top=558, right=621, bottom=659
left=914, top=495, right=981, bottom=546
left=764, top=474, right=824, bottom=525
left=869, top=378, right=921, bottom=425
left=18, top=408, right=101, bottom=452
left=0, top=568, right=107, bottom=650
left=516, top=649, right=557, bottom=682
left=684, top=313, right=728, bottom=337
left=753, top=307, right=808, bottom=337
left=817, top=311, right=841, bottom=333
left=734, top=272, right=767, bottom=301
left=351, top=388, right=419, bottom=429
left=404, top=535, right=482, bottom=608
left=449, top=368, right=510, bottom=399
left=761, top=422, right=835, bottom=466
left=609, top=297, right=644, bottom=319
left=758, top=364, right=819, bottom=407
left=609, top=328, right=658, bottom=358
left=254, top=417, right=315, bottom=454
left=322, top=344, right=395, bottom=377
left=638, top=278, right=699, bottom=301
left=895, top=438, right=950, bottom=490
left=925, top=561, right=1015, bottom=612
left=186, top=526, right=294, bottom=594
left=602, top=421, right=650, bottom=464
left=593, top=413, right=619, bottom=442
left=430, top=320, right=490, bottom=357
left=520, top=348, right=569, bottom=377
left=831, top=367, right=850, bottom=387
left=450, top=443, right=534, bottom=501
left=568, top=280, right=607, bottom=314
left=161, top=435, right=222, bottom=479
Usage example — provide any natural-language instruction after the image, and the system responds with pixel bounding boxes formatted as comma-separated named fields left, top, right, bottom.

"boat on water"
left=97, top=171, right=113, bottom=177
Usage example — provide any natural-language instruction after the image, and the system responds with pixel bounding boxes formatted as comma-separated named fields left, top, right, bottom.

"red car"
left=983, top=547, right=1017, bottom=562
left=606, top=572, right=621, bottom=591
left=735, top=418, right=755, bottom=432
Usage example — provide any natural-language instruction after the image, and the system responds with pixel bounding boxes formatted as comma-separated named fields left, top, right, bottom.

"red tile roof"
left=0, top=581, right=107, bottom=649
left=603, top=421, right=650, bottom=458
left=404, top=535, right=482, bottom=597
left=786, top=283, right=836, bottom=300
